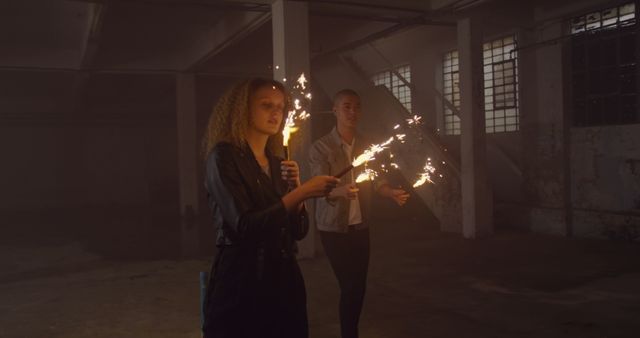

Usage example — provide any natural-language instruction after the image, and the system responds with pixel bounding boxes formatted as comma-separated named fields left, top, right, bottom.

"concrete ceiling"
left=0, top=0, right=469, bottom=71
left=0, top=0, right=484, bottom=114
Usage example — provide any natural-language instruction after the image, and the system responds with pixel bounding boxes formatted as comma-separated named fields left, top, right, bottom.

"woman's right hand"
left=301, top=175, right=340, bottom=198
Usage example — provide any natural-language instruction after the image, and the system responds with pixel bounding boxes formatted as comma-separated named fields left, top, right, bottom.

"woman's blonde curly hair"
left=201, top=78, right=288, bottom=161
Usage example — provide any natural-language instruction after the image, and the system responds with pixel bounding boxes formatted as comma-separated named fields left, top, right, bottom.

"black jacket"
left=205, top=142, right=309, bottom=258
left=203, top=142, right=310, bottom=338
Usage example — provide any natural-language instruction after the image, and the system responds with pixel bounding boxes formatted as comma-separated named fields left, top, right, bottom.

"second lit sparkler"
left=334, top=136, right=395, bottom=178
left=282, top=73, right=311, bottom=160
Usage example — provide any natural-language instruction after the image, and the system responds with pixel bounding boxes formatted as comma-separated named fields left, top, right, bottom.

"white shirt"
left=342, top=140, right=363, bottom=226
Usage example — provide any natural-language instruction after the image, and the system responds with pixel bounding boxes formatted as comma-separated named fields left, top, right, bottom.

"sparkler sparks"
left=355, top=168, right=378, bottom=183
left=336, top=114, right=430, bottom=179
left=297, top=73, right=307, bottom=90
left=281, top=73, right=312, bottom=160
left=282, top=111, right=298, bottom=146
left=335, top=137, right=395, bottom=178
left=406, top=115, right=423, bottom=125
left=413, top=158, right=437, bottom=188
left=352, top=137, right=394, bottom=167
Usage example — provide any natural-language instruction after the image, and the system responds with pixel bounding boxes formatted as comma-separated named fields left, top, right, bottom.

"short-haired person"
left=201, top=78, right=339, bottom=338
left=309, top=89, right=410, bottom=338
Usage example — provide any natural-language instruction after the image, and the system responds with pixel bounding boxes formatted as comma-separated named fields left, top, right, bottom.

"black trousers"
left=320, top=226, right=370, bottom=338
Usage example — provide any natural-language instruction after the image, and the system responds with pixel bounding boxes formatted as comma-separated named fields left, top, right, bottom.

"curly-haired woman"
left=201, top=78, right=338, bottom=338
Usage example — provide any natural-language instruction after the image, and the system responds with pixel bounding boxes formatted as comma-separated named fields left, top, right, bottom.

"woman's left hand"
left=281, top=160, right=301, bottom=188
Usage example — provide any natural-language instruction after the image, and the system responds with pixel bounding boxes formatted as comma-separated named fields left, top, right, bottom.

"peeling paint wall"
left=522, top=0, right=640, bottom=239
left=571, top=125, right=640, bottom=238
left=311, top=0, right=638, bottom=240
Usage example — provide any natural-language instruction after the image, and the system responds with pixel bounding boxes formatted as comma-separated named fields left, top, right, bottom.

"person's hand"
left=389, top=188, right=410, bottom=206
left=301, top=176, right=339, bottom=198
left=329, top=183, right=359, bottom=200
left=281, top=160, right=300, bottom=188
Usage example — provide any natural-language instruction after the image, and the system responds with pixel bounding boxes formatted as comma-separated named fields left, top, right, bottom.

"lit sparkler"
left=282, top=111, right=298, bottom=160
left=335, top=137, right=395, bottom=178
left=281, top=73, right=312, bottom=160
left=355, top=168, right=378, bottom=183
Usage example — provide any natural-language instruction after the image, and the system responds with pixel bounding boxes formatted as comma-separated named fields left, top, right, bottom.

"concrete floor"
left=2, top=216, right=640, bottom=338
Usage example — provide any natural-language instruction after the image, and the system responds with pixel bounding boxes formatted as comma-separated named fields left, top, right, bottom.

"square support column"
left=176, top=73, right=199, bottom=256
left=458, top=18, right=493, bottom=238
left=272, top=0, right=315, bottom=258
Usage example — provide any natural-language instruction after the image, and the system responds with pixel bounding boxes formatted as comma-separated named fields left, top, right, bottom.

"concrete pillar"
left=457, top=18, right=493, bottom=238
left=176, top=73, right=199, bottom=256
left=530, top=21, right=570, bottom=235
left=271, top=0, right=315, bottom=258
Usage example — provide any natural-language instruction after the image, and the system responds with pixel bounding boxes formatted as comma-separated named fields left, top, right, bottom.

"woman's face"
left=248, top=85, right=285, bottom=136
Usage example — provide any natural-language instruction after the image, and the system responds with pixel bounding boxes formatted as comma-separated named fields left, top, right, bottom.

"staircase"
left=313, top=52, right=525, bottom=233
left=313, top=54, right=463, bottom=232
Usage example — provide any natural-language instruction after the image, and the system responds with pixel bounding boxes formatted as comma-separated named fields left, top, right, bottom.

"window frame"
left=372, top=64, right=413, bottom=113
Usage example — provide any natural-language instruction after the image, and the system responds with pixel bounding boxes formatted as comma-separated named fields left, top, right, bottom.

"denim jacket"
left=309, top=128, right=385, bottom=233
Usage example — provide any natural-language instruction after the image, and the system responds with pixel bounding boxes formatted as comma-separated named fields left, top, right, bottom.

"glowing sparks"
left=352, top=137, right=394, bottom=168
left=406, top=115, right=423, bottom=125
left=297, top=73, right=307, bottom=90
left=413, top=159, right=437, bottom=188
left=395, top=134, right=406, bottom=143
left=355, top=168, right=378, bottom=183
left=393, top=124, right=400, bottom=130
left=282, top=111, right=298, bottom=147
left=281, top=73, right=312, bottom=149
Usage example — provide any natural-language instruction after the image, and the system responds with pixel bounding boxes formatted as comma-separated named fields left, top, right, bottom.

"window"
left=372, top=65, right=412, bottom=112
left=443, top=51, right=461, bottom=135
left=483, top=35, right=519, bottom=133
left=571, top=2, right=638, bottom=126
left=571, top=2, right=636, bottom=33
left=441, top=35, right=519, bottom=134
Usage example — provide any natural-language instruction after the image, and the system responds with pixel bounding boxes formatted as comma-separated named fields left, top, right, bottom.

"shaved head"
left=333, top=89, right=360, bottom=105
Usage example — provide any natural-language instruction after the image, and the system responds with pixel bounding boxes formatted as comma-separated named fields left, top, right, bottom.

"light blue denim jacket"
left=308, top=128, right=386, bottom=233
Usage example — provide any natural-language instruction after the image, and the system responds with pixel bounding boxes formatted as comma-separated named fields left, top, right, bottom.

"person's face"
left=333, top=94, right=361, bottom=129
left=248, top=85, right=285, bottom=136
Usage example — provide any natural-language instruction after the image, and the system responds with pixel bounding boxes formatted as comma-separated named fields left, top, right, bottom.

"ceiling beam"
left=183, top=11, right=271, bottom=71
left=79, top=3, right=107, bottom=69
left=72, top=3, right=108, bottom=115
left=312, top=16, right=455, bottom=60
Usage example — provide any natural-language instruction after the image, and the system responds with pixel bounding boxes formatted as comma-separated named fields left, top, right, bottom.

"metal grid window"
left=571, top=2, right=638, bottom=126
left=372, top=65, right=412, bottom=112
left=443, top=51, right=461, bottom=135
left=571, top=2, right=636, bottom=34
left=483, top=35, right=519, bottom=133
